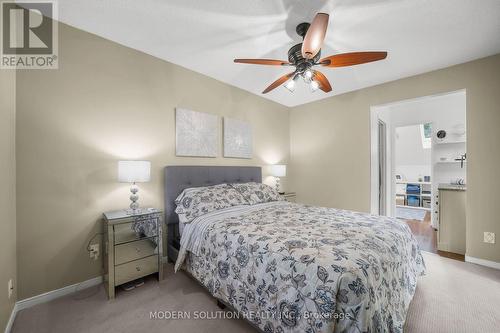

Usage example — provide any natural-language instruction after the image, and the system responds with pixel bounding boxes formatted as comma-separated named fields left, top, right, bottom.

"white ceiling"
left=55, top=0, right=500, bottom=107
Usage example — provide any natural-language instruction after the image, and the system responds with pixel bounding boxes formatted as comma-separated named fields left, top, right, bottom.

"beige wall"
left=290, top=54, right=500, bottom=264
left=16, top=23, right=290, bottom=299
left=0, top=70, right=17, bottom=328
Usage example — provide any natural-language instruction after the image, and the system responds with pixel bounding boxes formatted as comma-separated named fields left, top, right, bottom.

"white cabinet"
left=437, top=189, right=466, bottom=255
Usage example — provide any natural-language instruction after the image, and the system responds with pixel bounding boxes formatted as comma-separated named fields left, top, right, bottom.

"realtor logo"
left=1, top=1, right=58, bottom=69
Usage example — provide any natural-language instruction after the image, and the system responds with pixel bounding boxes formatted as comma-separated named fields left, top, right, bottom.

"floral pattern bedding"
left=175, top=184, right=248, bottom=222
left=230, top=182, right=284, bottom=205
left=177, top=202, right=425, bottom=333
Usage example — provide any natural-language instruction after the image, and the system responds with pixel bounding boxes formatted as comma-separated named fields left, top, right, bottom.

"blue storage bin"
left=407, top=195, right=420, bottom=207
left=406, top=184, right=421, bottom=195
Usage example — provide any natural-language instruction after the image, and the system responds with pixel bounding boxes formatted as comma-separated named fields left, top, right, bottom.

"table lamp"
left=118, top=160, right=151, bottom=213
left=270, top=164, right=286, bottom=194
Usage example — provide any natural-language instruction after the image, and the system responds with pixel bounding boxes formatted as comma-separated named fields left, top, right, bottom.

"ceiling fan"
left=234, top=13, right=387, bottom=94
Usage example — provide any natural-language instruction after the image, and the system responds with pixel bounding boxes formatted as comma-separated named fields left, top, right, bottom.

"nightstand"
left=281, top=192, right=297, bottom=202
left=103, top=208, right=164, bottom=299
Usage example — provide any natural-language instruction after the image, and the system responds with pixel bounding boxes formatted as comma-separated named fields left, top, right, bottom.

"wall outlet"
left=89, top=244, right=100, bottom=260
left=8, top=279, right=13, bottom=299
left=484, top=232, right=495, bottom=244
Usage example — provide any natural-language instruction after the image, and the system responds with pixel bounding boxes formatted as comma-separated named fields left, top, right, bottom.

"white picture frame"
left=223, top=117, right=252, bottom=159
left=175, top=108, right=219, bottom=157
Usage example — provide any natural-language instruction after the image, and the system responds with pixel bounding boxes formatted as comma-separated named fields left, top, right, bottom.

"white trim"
left=15, top=276, right=102, bottom=312
left=4, top=303, right=18, bottom=333
left=369, top=106, right=393, bottom=216
left=4, top=276, right=103, bottom=333
left=465, top=255, right=500, bottom=270
left=369, top=88, right=466, bottom=109
left=370, top=106, right=381, bottom=214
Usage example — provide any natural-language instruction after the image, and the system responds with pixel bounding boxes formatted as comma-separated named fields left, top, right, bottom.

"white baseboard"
left=465, top=255, right=500, bottom=270
left=4, top=276, right=102, bottom=333
left=15, top=276, right=102, bottom=312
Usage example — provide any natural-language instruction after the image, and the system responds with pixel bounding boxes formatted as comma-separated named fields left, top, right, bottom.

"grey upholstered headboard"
left=164, top=165, right=262, bottom=262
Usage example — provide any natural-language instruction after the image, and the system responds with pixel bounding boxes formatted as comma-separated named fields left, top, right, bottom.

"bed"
left=165, top=166, right=425, bottom=333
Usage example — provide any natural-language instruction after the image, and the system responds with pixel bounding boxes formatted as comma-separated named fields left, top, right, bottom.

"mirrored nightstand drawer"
left=115, top=255, right=158, bottom=286
left=114, top=237, right=157, bottom=265
left=114, top=222, right=158, bottom=245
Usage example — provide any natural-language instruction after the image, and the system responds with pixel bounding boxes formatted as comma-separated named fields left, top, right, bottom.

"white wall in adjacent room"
left=395, top=124, right=431, bottom=182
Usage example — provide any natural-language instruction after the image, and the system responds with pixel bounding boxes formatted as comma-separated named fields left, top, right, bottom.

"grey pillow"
left=230, top=182, right=284, bottom=205
left=175, top=184, right=248, bottom=223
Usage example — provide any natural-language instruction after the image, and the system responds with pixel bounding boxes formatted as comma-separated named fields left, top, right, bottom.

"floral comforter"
left=175, top=201, right=425, bottom=333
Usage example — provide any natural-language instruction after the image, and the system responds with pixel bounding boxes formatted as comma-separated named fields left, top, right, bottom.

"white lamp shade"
left=270, top=164, right=286, bottom=177
left=118, top=161, right=151, bottom=183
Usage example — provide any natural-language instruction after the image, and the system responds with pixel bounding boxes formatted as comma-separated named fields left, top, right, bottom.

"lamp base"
left=275, top=177, right=281, bottom=193
left=127, top=183, right=141, bottom=214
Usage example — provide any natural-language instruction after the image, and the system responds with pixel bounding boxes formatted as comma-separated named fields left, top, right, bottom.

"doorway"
left=370, top=90, right=467, bottom=259
left=394, top=123, right=434, bottom=251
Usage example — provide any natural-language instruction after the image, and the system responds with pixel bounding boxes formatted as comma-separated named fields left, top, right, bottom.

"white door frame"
left=378, top=120, right=387, bottom=215
left=370, top=107, right=392, bottom=215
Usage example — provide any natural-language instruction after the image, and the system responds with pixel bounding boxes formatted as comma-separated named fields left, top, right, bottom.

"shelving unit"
left=398, top=193, right=431, bottom=198
left=436, top=160, right=467, bottom=164
left=396, top=205, right=431, bottom=211
left=434, top=140, right=466, bottom=145
left=396, top=181, right=431, bottom=185
left=396, top=181, right=432, bottom=211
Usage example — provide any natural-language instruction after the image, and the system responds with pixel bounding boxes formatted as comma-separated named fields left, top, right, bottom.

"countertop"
left=438, top=184, right=467, bottom=191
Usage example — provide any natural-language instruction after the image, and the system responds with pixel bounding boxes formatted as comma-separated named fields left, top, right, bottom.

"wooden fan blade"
left=301, top=13, right=329, bottom=59
left=262, top=72, right=295, bottom=94
left=312, top=70, right=332, bottom=92
left=319, top=52, right=387, bottom=67
left=234, top=59, right=289, bottom=66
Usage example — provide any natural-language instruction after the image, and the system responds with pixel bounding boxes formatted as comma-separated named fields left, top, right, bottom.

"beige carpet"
left=404, top=252, right=500, bottom=332
left=11, top=252, right=500, bottom=333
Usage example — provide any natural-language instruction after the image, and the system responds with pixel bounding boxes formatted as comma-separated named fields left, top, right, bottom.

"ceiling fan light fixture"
left=284, top=79, right=296, bottom=92
left=302, top=69, right=313, bottom=84
left=304, top=69, right=313, bottom=79
left=233, top=12, right=387, bottom=95
left=310, top=80, right=320, bottom=92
